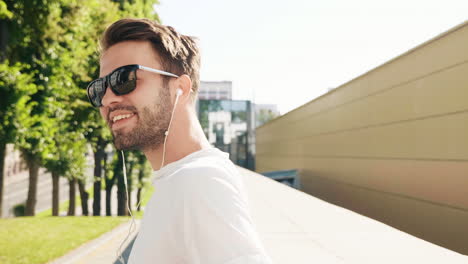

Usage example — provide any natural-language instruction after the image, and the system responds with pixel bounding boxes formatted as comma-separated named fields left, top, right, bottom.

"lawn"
left=0, top=184, right=155, bottom=264
left=0, top=216, right=129, bottom=264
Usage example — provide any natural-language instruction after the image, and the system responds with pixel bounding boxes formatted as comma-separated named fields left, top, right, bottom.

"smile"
left=111, top=113, right=137, bottom=130
left=112, top=113, right=135, bottom=123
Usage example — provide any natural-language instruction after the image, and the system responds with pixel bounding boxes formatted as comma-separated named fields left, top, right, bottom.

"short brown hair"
left=100, top=18, right=200, bottom=100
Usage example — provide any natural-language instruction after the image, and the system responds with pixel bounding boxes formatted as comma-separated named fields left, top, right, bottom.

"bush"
left=13, top=204, right=25, bottom=217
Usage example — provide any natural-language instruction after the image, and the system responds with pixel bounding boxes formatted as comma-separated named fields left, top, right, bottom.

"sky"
left=156, top=0, right=468, bottom=114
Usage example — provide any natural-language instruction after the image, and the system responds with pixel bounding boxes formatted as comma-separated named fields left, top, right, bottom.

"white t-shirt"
left=128, top=147, right=273, bottom=264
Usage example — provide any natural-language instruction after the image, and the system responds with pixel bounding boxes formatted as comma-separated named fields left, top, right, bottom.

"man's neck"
left=143, top=109, right=211, bottom=170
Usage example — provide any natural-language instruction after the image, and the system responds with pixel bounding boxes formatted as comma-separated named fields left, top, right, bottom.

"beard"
left=112, top=87, right=173, bottom=151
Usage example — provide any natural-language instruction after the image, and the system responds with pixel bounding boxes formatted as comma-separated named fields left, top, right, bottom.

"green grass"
left=0, top=216, right=129, bottom=264
left=0, top=184, right=156, bottom=264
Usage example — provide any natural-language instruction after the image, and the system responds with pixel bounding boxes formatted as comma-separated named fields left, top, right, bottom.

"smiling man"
left=86, top=18, right=272, bottom=264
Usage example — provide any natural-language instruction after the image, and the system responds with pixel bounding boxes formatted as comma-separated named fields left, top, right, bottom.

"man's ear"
left=174, top=74, right=192, bottom=102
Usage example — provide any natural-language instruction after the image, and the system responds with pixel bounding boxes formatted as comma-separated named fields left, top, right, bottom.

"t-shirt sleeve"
left=177, top=166, right=272, bottom=264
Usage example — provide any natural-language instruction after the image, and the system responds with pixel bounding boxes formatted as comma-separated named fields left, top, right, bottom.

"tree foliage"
left=1, top=0, right=160, bottom=216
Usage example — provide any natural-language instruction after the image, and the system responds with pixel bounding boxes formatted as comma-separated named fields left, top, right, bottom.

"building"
left=256, top=22, right=468, bottom=254
left=197, top=99, right=255, bottom=170
left=254, top=104, right=280, bottom=128
left=199, top=81, right=232, bottom=100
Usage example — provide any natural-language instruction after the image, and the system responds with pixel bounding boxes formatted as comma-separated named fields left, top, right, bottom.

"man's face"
left=99, top=40, right=172, bottom=151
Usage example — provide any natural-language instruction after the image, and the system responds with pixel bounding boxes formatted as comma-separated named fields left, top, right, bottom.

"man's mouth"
left=110, top=113, right=137, bottom=129
left=112, top=113, right=135, bottom=123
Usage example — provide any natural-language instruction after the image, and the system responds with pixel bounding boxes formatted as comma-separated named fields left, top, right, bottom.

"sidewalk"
left=48, top=219, right=140, bottom=264
left=238, top=167, right=467, bottom=263
left=49, top=166, right=468, bottom=264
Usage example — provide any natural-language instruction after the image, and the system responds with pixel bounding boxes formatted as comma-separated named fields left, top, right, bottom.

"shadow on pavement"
left=113, top=236, right=137, bottom=264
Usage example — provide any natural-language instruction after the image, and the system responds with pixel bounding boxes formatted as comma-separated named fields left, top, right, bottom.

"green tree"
left=2, top=0, right=118, bottom=216
left=113, top=0, right=160, bottom=20
left=0, top=1, right=12, bottom=19
left=4, top=0, right=66, bottom=216
left=39, top=0, right=119, bottom=216
left=2, top=0, right=161, bottom=217
left=0, top=62, right=36, bottom=217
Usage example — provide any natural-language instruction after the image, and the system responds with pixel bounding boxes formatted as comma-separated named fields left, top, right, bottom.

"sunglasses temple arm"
left=138, top=65, right=179, bottom=78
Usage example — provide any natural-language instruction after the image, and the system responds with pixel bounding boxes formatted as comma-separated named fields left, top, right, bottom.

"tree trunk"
left=78, top=180, right=89, bottom=216
left=117, top=179, right=127, bottom=216
left=127, top=161, right=134, bottom=214
left=136, top=188, right=142, bottom=211
left=105, top=153, right=116, bottom=216
left=105, top=184, right=112, bottom=216
left=67, top=178, right=76, bottom=216
left=127, top=183, right=131, bottom=215
left=116, top=153, right=127, bottom=216
left=92, top=137, right=105, bottom=216
left=93, top=179, right=101, bottom=216
left=92, top=150, right=102, bottom=216
left=136, top=165, right=145, bottom=211
left=0, top=20, right=9, bottom=61
left=51, top=172, right=60, bottom=216
left=0, top=143, right=6, bottom=218
left=25, top=158, right=39, bottom=216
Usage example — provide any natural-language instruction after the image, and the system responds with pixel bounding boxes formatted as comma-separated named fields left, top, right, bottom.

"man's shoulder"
left=167, top=158, right=242, bottom=198
left=174, top=151, right=237, bottom=179
left=176, top=161, right=238, bottom=186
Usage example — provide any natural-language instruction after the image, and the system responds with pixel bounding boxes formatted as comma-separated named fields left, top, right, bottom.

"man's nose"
left=101, top=86, right=123, bottom=107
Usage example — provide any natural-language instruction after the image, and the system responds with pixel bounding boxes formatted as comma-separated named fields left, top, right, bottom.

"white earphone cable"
left=117, top=89, right=181, bottom=263
left=160, top=92, right=180, bottom=169
left=117, top=150, right=136, bottom=264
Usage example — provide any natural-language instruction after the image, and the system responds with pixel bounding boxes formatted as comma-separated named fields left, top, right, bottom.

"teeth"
left=112, top=114, right=134, bottom=123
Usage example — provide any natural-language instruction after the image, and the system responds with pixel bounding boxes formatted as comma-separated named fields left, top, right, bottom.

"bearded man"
left=86, top=18, right=272, bottom=264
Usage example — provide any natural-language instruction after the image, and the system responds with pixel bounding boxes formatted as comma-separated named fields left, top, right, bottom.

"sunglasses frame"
left=86, top=64, right=179, bottom=107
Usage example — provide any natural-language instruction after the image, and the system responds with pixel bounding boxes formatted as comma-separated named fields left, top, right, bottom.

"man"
left=86, top=18, right=273, bottom=263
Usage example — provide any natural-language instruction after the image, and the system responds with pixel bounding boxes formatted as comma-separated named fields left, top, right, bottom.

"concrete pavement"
left=48, top=166, right=468, bottom=263
left=238, top=167, right=467, bottom=263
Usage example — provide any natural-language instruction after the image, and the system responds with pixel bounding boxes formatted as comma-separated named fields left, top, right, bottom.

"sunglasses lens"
left=87, top=65, right=139, bottom=107
left=110, top=66, right=137, bottom=95
left=87, top=78, right=106, bottom=107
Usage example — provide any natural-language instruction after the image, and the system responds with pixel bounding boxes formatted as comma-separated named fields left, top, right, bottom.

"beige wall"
left=256, top=21, right=468, bottom=254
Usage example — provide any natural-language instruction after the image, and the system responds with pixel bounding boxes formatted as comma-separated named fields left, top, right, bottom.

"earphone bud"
left=176, top=88, right=183, bottom=97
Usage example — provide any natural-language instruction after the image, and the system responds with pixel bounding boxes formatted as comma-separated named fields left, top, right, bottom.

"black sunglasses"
left=86, top=64, right=179, bottom=107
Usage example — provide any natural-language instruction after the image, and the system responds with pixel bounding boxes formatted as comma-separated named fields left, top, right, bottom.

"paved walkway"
left=238, top=167, right=467, bottom=263
left=48, top=219, right=140, bottom=264
left=48, top=167, right=468, bottom=263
